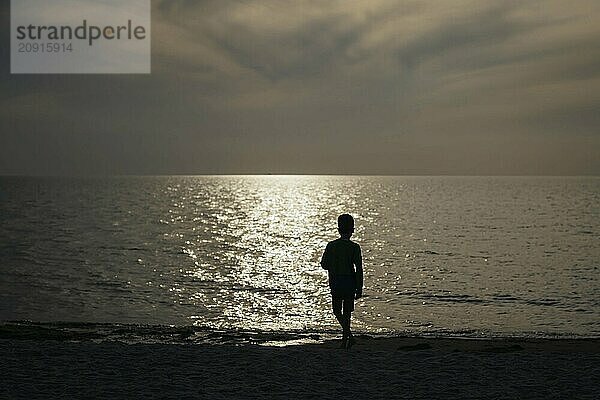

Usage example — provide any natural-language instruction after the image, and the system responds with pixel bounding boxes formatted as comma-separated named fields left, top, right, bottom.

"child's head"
left=337, top=213, right=355, bottom=237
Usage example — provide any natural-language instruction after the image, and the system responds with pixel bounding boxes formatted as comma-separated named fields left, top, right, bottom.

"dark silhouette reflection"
left=321, top=214, right=364, bottom=349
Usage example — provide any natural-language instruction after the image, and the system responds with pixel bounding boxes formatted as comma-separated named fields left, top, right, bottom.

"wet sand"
left=2, top=334, right=599, bottom=399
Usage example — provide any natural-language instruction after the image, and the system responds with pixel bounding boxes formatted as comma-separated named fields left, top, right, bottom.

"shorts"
left=332, top=297, right=354, bottom=314
left=329, top=274, right=356, bottom=313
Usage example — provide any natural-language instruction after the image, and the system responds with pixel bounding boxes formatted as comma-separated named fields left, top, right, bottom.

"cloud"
left=1, top=0, right=599, bottom=174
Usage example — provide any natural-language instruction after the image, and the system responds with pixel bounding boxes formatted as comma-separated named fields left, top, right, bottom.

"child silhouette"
left=321, top=214, right=363, bottom=349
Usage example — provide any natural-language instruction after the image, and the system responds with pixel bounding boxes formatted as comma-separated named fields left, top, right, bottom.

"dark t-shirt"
left=321, top=238, right=363, bottom=296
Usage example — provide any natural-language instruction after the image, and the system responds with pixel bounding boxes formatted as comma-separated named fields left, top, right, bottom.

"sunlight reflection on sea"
left=1, top=176, right=598, bottom=337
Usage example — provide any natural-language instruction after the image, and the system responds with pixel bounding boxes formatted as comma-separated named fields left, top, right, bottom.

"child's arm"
left=355, top=245, right=363, bottom=299
left=320, top=244, right=330, bottom=270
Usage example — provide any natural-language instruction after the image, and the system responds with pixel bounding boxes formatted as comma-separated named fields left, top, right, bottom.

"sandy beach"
left=2, top=324, right=599, bottom=399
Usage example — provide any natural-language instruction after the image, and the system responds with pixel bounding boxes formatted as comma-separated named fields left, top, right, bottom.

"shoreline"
left=2, top=321, right=599, bottom=347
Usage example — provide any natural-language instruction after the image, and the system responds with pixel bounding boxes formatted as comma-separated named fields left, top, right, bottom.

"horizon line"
left=1, top=173, right=599, bottom=178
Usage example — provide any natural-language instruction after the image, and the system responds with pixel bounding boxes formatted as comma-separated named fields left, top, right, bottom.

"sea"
left=1, top=176, right=598, bottom=341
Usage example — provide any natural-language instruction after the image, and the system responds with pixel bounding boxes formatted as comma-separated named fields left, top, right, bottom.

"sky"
left=1, top=0, right=599, bottom=175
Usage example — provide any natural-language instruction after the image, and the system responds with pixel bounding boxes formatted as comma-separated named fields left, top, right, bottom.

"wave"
left=1, top=321, right=597, bottom=345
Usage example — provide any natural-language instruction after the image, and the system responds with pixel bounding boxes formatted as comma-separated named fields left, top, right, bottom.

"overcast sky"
left=1, top=0, right=599, bottom=175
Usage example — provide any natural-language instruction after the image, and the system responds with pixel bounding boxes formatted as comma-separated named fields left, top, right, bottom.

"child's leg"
left=332, top=298, right=347, bottom=334
left=342, top=299, right=356, bottom=348
left=342, top=314, right=351, bottom=337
